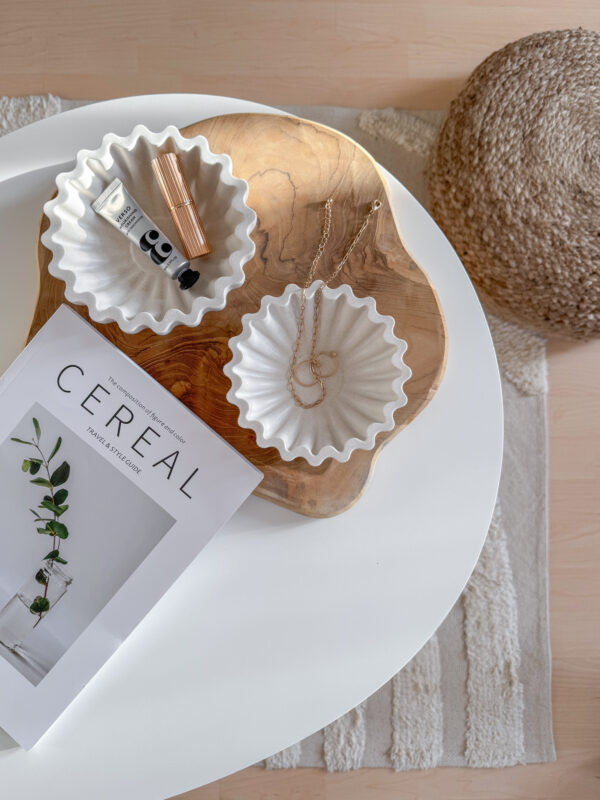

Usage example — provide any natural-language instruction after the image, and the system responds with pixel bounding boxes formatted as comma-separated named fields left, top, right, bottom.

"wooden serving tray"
left=33, top=113, right=447, bottom=517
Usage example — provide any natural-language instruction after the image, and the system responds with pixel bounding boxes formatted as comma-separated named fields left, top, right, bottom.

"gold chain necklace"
left=288, top=197, right=382, bottom=409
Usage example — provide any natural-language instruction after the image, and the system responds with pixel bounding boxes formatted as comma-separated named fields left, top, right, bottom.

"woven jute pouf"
left=428, top=28, right=600, bottom=339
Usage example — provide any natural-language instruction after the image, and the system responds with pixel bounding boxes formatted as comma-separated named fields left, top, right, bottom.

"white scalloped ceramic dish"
left=224, top=281, right=412, bottom=466
left=41, top=125, right=256, bottom=334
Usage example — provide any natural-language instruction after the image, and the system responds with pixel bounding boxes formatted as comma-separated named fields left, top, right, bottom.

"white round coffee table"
left=0, top=95, right=503, bottom=799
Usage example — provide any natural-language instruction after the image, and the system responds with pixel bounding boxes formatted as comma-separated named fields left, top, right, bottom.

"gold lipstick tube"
left=151, top=152, right=212, bottom=260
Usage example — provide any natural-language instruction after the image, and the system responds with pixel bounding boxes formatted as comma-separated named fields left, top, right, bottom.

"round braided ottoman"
left=428, top=29, right=600, bottom=339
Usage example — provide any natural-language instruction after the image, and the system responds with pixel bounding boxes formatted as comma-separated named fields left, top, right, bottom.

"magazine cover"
left=0, top=305, right=261, bottom=749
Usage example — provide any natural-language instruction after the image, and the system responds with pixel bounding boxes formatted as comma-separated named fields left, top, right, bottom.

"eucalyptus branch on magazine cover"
left=11, top=417, right=71, bottom=624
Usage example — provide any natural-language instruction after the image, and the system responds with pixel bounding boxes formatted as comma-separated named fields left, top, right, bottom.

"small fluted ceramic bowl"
left=224, top=281, right=412, bottom=466
left=42, top=125, right=256, bottom=334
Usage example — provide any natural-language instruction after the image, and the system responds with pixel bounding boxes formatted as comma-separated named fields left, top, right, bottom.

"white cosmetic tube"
left=92, top=178, right=199, bottom=290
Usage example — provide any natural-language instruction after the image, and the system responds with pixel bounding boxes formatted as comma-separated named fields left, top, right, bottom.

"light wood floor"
left=2, top=1, right=599, bottom=798
left=1, top=0, right=599, bottom=108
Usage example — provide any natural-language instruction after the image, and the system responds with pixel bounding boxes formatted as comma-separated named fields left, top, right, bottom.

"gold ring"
left=315, top=351, right=338, bottom=378
left=293, top=358, right=321, bottom=387
left=292, top=352, right=338, bottom=387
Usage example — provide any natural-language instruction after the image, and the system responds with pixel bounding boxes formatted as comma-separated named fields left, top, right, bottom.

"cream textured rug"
left=1, top=97, right=555, bottom=770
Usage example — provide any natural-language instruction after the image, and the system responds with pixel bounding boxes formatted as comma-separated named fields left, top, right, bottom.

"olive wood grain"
left=33, top=113, right=447, bottom=517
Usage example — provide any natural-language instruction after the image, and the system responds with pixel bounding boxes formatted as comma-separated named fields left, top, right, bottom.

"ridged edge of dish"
left=223, top=281, right=412, bottom=466
left=41, top=124, right=257, bottom=334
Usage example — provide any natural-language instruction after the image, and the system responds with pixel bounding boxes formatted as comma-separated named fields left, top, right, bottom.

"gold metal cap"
left=152, top=152, right=191, bottom=209
left=151, top=153, right=212, bottom=259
